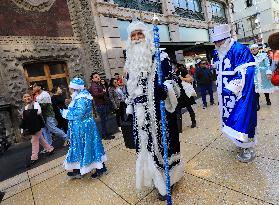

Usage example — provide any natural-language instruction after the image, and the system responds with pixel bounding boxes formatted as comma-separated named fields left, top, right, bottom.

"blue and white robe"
left=213, top=39, right=258, bottom=148
left=62, top=89, right=107, bottom=175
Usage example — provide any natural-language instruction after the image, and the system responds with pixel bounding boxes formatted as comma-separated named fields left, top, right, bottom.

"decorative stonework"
left=11, top=0, right=56, bottom=12
left=67, top=0, right=105, bottom=78
left=96, top=1, right=209, bottom=29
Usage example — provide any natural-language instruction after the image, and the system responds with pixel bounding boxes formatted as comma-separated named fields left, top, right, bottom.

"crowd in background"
left=18, top=44, right=279, bottom=168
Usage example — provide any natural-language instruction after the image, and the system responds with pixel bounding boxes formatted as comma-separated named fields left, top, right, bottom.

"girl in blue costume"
left=62, top=77, right=107, bottom=179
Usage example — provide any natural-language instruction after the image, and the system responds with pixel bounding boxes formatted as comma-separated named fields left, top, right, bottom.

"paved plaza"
left=1, top=93, right=279, bottom=205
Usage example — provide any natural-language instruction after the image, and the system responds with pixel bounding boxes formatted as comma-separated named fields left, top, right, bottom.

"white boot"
left=236, top=147, right=256, bottom=163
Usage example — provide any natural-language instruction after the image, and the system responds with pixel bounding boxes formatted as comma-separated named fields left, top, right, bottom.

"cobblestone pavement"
left=1, top=92, right=279, bottom=205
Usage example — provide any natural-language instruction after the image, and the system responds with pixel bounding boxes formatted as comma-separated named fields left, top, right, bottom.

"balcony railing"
left=174, top=8, right=205, bottom=21
left=212, top=15, right=228, bottom=24
left=113, top=0, right=162, bottom=13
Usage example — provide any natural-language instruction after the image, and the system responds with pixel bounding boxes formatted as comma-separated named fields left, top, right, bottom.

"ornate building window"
left=23, top=62, right=69, bottom=92
left=210, top=1, right=227, bottom=24
left=172, top=0, right=205, bottom=21
left=113, top=0, right=162, bottom=13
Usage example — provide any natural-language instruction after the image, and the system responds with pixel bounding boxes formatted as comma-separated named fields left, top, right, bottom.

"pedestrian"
left=250, top=44, right=274, bottom=110
left=124, top=21, right=183, bottom=201
left=33, top=83, right=68, bottom=146
left=114, top=72, right=124, bottom=86
left=90, top=72, right=115, bottom=140
left=195, top=58, right=215, bottom=108
left=51, top=86, right=68, bottom=132
left=211, top=24, right=257, bottom=162
left=108, top=78, right=126, bottom=131
left=174, top=64, right=197, bottom=128
left=61, top=77, right=107, bottom=179
left=100, top=79, right=109, bottom=91
left=20, top=93, right=54, bottom=165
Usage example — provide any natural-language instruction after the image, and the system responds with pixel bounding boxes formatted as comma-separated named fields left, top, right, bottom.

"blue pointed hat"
left=69, top=77, right=85, bottom=90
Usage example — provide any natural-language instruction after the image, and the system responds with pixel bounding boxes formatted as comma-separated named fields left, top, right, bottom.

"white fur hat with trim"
left=210, top=24, right=232, bottom=43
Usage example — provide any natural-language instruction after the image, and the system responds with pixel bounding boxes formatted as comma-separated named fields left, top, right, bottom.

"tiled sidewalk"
left=1, top=93, right=279, bottom=205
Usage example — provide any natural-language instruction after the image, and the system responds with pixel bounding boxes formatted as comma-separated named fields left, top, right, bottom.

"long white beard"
left=216, top=38, right=232, bottom=60
left=125, top=40, right=154, bottom=98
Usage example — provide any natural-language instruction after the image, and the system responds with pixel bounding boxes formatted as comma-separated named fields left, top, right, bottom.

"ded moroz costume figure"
left=211, top=24, right=258, bottom=163
left=250, top=44, right=274, bottom=110
left=62, top=77, right=107, bottom=179
left=124, top=21, right=183, bottom=200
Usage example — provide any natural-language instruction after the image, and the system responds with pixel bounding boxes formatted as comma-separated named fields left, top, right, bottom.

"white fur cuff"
left=266, top=70, right=272, bottom=75
left=225, top=79, right=243, bottom=96
left=163, top=80, right=178, bottom=113
left=126, top=104, right=134, bottom=115
left=62, top=109, right=69, bottom=119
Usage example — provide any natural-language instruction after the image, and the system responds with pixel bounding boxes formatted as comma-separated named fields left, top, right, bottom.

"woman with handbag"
left=21, top=93, right=54, bottom=165
left=175, top=64, right=197, bottom=128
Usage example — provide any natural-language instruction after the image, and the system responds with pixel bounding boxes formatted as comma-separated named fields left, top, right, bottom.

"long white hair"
left=124, top=21, right=155, bottom=97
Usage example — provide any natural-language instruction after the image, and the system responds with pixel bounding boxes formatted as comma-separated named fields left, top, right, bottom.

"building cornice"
left=96, top=1, right=209, bottom=29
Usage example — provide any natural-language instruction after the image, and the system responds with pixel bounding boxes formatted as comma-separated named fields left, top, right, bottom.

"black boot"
left=91, top=163, right=108, bottom=178
left=67, top=169, right=82, bottom=179
left=190, top=112, right=196, bottom=128
left=265, top=93, right=271, bottom=105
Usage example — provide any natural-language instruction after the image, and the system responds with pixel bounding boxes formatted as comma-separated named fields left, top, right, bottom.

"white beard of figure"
left=125, top=40, right=154, bottom=99
left=216, top=38, right=232, bottom=60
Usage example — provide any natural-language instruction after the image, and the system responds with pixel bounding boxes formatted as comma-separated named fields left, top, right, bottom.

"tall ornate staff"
left=152, top=14, right=172, bottom=205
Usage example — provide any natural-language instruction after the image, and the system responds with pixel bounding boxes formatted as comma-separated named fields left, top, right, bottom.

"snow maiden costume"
left=124, top=21, right=184, bottom=198
left=250, top=44, right=274, bottom=109
left=62, top=77, right=107, bottom=178
left=211, top=24, right=257, bottom=163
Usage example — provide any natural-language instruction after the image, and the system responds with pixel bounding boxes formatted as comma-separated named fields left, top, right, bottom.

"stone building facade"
left=0, top=0, right=233, bottom=150
left=233, top=0, right=279, bottom=43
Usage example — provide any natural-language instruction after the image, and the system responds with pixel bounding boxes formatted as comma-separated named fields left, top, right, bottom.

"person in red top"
left=114, top=73, right=123, bottom=86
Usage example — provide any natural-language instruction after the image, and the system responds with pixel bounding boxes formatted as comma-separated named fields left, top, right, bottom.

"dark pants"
left=256, top=93, right=271, bottom=106
left=115, top=102, right=126, bottom=127
left=96, top=104, right=109, bottom=137
left=200, top=85, right=214, bottom=106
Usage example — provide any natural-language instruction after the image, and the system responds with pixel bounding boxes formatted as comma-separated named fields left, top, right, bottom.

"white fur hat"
left=210, top=24, right=232, bottom=42
left=250, top=44, right=259, bottom=49
left=127, top=21, right=148, bottom=37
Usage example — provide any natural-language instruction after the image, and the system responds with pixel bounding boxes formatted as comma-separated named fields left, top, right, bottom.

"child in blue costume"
left=62, top=77, right=107, bottom=179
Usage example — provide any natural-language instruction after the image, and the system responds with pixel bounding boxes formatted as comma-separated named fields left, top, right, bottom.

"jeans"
left=42, top=117, right=67, bottom=145
left=96, top=105, right=109, bottom=137
left=31, top=129, right=53, bottom=160
left=200, top=85, right=214, bottom=106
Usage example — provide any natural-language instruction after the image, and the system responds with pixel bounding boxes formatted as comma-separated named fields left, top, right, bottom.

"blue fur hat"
left=69, top=77, right=85, bottom=90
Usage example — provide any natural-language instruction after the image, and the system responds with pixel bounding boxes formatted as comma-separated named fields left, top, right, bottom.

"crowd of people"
left=16, top=21, right=279, bottom=203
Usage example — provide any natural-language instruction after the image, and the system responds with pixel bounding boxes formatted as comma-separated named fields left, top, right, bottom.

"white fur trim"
left=126, top=104, right=134, bottom=115
left=62, top=109, right=68, bottom=119
left=222, top=126, right=257, bottom=148
left=225, top=79, right=242, bottom=96
left=181, top=81, right=197, bottom=97
left=266, top=70, right=272, bottom=75
left=69, top=82, right=84, bottom=90
left=172, top=80, right=181, bottom=98
left=64, top=155, right=107, bottom=175
left=163, top=80, right=178, bottom=113
left=160, top=51, right=169, bottom=61
left=210, top=24, right=231, bottom=42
